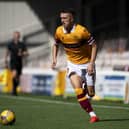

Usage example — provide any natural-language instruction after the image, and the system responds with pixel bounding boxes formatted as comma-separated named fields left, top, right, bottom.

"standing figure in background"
left=5, top=31, right=29, bottom=96
left=51, top=8, right=99, bottom=123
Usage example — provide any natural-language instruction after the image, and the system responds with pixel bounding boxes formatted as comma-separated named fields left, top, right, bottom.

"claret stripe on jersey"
left=62, top=40, right=87, bottom=48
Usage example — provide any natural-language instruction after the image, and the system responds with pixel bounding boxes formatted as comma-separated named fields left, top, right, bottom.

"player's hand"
left=87, top=63, right=94, bottom=75
left=18, top=49, right=22, bottom=56
left=51, top=60, right=57, bottom=70
left=22, top=51, right=29, bottom=57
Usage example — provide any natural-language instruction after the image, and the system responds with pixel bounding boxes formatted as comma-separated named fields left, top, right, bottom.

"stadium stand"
left=0, top=2, right=43, bottom=41
left=0, top=0, right=129, bottom=71
left=0, top=1, right=51, bottom=68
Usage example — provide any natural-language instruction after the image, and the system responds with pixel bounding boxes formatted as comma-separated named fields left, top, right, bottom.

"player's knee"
left=88, top=92, right=95, bottom=97
left=88, top=93, right=95, bottom=97
left=75, top=88, right=83, bottom=95
left=87, top=86, right=95, bottom=97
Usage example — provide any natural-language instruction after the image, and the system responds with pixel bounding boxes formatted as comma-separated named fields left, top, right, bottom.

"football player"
left=51, top=8, right=99, bottom=123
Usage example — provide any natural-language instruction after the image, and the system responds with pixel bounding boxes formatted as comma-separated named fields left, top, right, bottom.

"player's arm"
left=88, top=39, right=97, bottom=75
left=24, top=44, right=29, bottom=56
left=5, top=48, right=10, bottom=68
left=90, top=41, right=97, bottom=65
left=22, top=49, right=29, bottom=57
left=82, top=27, right=97, bottom=74
left=51, top=43, right=59, bottom=69
left=51, top=29, right=60, bottom=69
left=21, top=42, right=29, bottom=57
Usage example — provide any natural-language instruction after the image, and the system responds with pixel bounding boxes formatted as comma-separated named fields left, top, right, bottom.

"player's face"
left=60, top=12, right=74, bottom=29
left=13, top=32, right=20, bottom=41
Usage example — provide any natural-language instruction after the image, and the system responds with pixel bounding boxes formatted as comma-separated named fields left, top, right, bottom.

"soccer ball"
left=0, top=109, right=16, bottom=125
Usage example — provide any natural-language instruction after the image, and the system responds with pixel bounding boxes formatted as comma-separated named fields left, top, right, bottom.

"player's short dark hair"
left=60, top=8, right=76, bottom=17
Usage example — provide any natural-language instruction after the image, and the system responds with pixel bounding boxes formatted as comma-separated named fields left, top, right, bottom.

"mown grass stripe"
left=0, top=94, right=129, bottom=110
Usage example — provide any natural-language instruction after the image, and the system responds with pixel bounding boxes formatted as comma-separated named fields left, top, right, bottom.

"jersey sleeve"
left=82, top=27, right=95, bottom=45
left=54, top=28, right=61, bottom=45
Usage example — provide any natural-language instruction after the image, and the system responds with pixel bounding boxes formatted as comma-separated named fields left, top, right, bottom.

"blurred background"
left=0, top=0, right=129, bottom=103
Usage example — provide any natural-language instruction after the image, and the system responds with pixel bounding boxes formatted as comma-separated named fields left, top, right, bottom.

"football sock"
left=75, top=88, right=93, bottom=113
left=89, top=111, right=96, bottom=117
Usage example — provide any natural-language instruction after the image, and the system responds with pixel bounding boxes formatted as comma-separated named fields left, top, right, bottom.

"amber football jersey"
left=54, top=24, right=95, bottom=64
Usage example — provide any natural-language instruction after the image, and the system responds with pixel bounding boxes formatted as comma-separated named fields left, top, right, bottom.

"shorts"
left=9, top=62, right=22, bottom=76
left=67, top=61, right=96, bottom=86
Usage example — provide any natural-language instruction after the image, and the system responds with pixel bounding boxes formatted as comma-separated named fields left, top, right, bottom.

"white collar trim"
left=63, top=24, right=76, bottom=33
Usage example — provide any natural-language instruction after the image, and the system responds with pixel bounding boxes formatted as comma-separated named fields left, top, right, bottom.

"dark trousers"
left=12, top=76, right=19, bottom=96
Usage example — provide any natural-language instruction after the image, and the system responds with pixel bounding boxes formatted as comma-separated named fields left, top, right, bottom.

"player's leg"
left=67, top=61, right=99, bottom=123
left=86, top=71, right=99, bottom=123
left=70, top=73, right=98, bottom=122
left=81, top=69, right=90, bottom=98
left=11, top=69, right=18, bottom=96
left=16, top=66, right=22, bottom=87
left=87, top=86, right=95, bottom=97
left=86, top=70, right=96, bottom=97
left=12, top=63, right=22, bottom=96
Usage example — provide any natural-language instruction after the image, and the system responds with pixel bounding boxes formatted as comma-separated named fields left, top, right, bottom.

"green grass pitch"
left=0, top=93, right=129, bottom=129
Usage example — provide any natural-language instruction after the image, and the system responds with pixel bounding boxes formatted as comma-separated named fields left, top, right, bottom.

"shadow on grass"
left=100, top=118, right=129, bottom=122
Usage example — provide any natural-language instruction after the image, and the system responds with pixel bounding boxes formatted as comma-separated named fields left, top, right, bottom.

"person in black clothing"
left=5, top=31, right=29, bottom=95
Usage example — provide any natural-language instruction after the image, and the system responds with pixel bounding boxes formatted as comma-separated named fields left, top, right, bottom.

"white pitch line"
left=0, top=95, right=129, bottom=110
